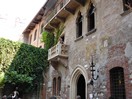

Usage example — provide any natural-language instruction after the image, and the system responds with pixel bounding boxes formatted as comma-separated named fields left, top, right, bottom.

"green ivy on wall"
left=54, top=24, right=64, bottom=45
left=41, top=31, right=54, bottom=50
left=41, top=24, right=64, bottom=50
left=0, top=38, right=48, bottom=93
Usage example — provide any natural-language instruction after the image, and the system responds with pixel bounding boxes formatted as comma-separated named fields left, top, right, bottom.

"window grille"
left=110, top=67, right=126, bottom=99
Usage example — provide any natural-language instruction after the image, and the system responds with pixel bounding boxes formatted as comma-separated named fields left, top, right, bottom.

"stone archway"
left=70, top=65, right=89, bottom=99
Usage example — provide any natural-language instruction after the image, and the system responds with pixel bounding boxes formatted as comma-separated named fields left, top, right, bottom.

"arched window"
left=76, top=12, right=83, bottom=38
left=87, top=3, right=95, bottom=32
left=29, top=35, right=32, bottom=44
left=123, top=0, right=132, bottom=11
left=34, top=29, right=37, bottom=41
left=53, top=78, right=56, bottom=95
left=52, top=76, right=61, bottom=96
left=57, top=77, right=61, bottom=95
left=110, top=67, right=126, bottom=99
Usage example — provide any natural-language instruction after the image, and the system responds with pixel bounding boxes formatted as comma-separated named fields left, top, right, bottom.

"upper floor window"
left=110, top=67, right=126, bottom=99
left=34, top=30, right=37, bottom=41
left=29, top=35, right=32, bottom=44
left=40, top=24, right=44, bottom=34
left=76, top=12, right=83, bottom=38
left=88, top=3, right=95, bottom=32
left=53, top=78, right=57, bottom=95
left=123, top=0, right=132, bottom=11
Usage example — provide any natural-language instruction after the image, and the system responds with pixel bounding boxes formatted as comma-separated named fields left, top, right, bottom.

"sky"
left=0, top=0, right=46, bottom=41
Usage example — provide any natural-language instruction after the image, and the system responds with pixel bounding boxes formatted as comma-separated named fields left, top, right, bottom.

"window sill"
left=120, top=9, right=132, bottom=16
left=86, top=28, right=96, bottom=36
left=75, top=36, right=83, bottom=42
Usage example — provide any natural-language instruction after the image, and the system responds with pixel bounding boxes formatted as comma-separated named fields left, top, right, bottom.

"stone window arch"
left=110, top=67, right=126, bottom=99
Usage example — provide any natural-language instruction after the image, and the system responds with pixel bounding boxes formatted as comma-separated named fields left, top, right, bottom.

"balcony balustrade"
left=44, top=0, right=69, bottom=27
left=48, top=42, right=69, bottom=61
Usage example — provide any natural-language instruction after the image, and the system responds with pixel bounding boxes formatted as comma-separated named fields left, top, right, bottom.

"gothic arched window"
left=76, top=12, right=83, bottom=38
left=87, top=3, right=95, bottom=32
left=53, top=78, right=57, bottom=95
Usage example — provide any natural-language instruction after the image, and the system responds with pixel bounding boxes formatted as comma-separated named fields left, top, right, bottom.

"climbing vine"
left=41, top=31, right=54, bottom=50
left=41, top=24, right=64, bottom=50
left=0, top=38, right=48, bottom=93
left=54, top=24, right=64, bottom=45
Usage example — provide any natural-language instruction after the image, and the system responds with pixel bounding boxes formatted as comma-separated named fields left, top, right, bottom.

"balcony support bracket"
left=57, top=57, right=68, bottom=68
left=49, top=57, right=68, bottom=69
left=74, top=0, right=85, bottom=6
left=50, top=23, right=59, bottom=28
left=56, top=16, right=66, bottom=23
left=64, top=7, right=75, bottom=15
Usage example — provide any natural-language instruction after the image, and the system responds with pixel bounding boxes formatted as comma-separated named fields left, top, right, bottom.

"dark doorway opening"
left=77, top=74, right=85, bottom=99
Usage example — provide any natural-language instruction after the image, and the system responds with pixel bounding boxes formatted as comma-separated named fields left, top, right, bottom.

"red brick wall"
left=106, top=44, right=132, bottom=99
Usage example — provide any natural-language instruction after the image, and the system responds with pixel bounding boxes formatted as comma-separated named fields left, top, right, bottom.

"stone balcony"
left=48, top=43, right=69, bottom=68
left=43, top=0, right=85, bottom=31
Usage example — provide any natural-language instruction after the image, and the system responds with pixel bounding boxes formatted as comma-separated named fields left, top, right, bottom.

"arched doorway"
left=77, top=74, right=85, bottom=99
left=70, top=65, right=89, bottom=99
